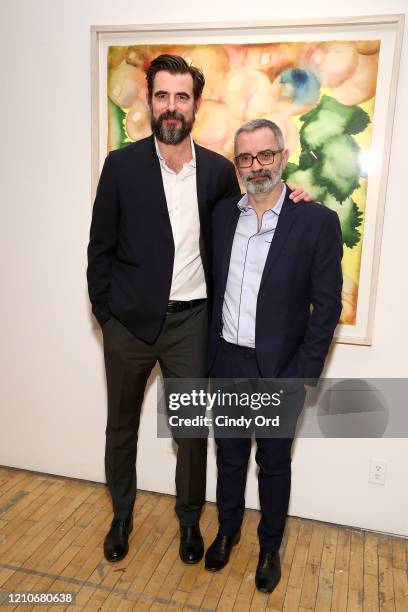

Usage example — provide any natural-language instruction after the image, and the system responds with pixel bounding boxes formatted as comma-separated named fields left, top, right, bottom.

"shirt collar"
left=237, top=183, right=287, bottom=215
left=154, top=135, right=196, bottom=168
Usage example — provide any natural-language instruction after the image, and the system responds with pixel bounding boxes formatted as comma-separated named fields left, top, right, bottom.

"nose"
left=252, top=157, right=263, bottom=171
left=167, top=95, right=176, bottom=112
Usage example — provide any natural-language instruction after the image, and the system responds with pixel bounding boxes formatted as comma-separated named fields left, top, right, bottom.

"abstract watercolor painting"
left=92, top=18, right=403, bottom=344
left=106, top=40, right=379, bottom=329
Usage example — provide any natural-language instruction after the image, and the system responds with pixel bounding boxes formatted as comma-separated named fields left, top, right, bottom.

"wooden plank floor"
left=0, top=467, right=407, bottom=612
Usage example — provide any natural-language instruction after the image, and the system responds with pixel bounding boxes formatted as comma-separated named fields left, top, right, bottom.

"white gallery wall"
left=0, top=0, right=407, bottom=537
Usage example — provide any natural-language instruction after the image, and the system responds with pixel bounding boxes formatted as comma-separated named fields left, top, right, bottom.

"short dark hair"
left=145, top=54, right=205, bottom=102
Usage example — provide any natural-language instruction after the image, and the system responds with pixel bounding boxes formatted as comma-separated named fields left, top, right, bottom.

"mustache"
left=158, top=110, right=185, bottom=122
left=246, top=169, right=274, bottom=181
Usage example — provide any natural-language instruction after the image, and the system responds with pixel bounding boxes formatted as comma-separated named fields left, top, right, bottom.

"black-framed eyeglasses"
left=235, top=149, right=283, bottom=169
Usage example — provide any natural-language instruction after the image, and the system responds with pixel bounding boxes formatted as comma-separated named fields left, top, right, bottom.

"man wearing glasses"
left=205, top=119, right=343, bottom=593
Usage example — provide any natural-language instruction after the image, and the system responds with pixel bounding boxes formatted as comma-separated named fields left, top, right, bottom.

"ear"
left=281, top=148, right=290, bottom=168
left=194, top=96, right=202, bottom=114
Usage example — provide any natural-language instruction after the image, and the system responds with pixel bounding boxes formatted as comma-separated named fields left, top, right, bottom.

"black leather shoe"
left=179, top=525, right=204, bottom=564
left=103, top=516, right=133, bottom=562
left=255, top=548, right=281, bottom=593
left=205, top=531, right=240, bottom=571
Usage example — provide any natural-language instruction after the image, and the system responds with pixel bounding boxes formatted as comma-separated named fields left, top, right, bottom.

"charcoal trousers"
left=102, top=301, right=208, bottom=525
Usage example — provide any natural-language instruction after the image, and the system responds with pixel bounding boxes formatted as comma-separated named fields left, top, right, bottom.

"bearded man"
left=205, top=119, right=343, bottom=593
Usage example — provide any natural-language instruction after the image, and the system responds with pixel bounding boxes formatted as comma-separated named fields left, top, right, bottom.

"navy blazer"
left=87, top=135, right=240, bottom=342
left=209, top=186, right=343, bottom=380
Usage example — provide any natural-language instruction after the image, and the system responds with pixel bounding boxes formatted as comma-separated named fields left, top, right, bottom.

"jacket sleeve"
left=295, top=210, right=343, bottom=382
left=86, top=153, right=119, bottom=326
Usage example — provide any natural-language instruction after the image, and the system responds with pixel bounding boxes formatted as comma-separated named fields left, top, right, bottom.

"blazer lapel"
left=221, top=205, right=241, bottom=290
left=259, top=189, right=298, bottom=289
left=195, top=143, right=207, bottom=224
left=146, top=135, right=169, bottom=211
left=194, top=144, right=212, bottom=281
left=143, top=135, right=175, bottom=245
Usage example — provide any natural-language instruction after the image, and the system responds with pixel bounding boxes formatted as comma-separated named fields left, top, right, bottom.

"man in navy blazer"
left=205, top=119, right=343, bottom=593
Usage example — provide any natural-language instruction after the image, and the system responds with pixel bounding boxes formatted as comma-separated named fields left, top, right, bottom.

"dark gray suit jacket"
left=87, top=135, right=240, bottom=342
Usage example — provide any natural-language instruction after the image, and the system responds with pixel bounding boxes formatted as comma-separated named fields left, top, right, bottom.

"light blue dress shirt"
left=222, top=184, right=287, bottom=348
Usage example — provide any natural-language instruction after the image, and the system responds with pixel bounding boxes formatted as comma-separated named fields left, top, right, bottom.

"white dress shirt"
left=154, top=136, right=207, bottom=301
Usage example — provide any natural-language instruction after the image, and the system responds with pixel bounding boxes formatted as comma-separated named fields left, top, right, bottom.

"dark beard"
left=151, top=110, right=194, bottom=145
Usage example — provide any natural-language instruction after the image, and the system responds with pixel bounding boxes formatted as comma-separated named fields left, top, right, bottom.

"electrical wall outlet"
left=369, top=458, right=387, bottom=485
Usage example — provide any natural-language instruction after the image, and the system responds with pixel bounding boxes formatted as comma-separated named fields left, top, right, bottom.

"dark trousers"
left=210, top=339, right=305, bottom=551
left=102, top=302, right=208, bottom=525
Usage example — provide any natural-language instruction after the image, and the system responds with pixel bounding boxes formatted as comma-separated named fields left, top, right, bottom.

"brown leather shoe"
left=103, top=516, right=133, bottom=562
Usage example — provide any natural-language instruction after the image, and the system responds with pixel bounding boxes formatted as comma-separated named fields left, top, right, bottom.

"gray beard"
left=242, top=168, right=282, bottom=195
